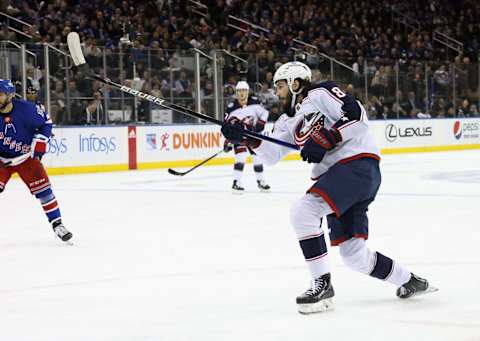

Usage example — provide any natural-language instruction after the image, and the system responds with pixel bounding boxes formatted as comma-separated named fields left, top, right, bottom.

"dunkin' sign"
left=142, top=127, right=223, bottom=152
left=171, top=131, right=222, bottom=149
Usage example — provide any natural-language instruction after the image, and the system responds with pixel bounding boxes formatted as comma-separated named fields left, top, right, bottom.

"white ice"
left=1, top=150, right=480, bottom=341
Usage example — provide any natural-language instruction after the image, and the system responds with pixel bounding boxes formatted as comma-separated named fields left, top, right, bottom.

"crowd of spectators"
left=1, top=0, right=480, bottom=123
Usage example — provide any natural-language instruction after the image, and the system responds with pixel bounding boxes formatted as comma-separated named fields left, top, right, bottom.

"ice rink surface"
left=1, top=150, right=480, bottom=341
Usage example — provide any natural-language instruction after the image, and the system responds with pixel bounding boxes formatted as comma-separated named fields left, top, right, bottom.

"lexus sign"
left=385, top=124, right=433, bottom=142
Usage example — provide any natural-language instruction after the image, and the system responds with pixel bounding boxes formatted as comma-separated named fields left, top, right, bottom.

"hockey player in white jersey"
left=224, top=81, right=270, bottom=193
left=221, top=62, right=436, bottom=314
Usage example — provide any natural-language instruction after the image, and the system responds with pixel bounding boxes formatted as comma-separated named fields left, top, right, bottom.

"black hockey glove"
left=221, top=120, right=246, bottom=145
left=301, top=127, right=342, bottom=163
left=254, top=121, right=266, bottom=133
left=223, top=140, right=233, bottom=152
left=221, top=120, right=261, bottom=148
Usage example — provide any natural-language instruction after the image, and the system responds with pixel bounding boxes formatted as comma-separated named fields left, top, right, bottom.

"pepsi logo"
left=453, top=121, right=462, bottom=140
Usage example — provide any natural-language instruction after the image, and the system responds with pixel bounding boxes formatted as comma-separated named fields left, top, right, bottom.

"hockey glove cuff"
left=301, top=127, right=342, bottom=163
left=31, top=134, right=49, bottom=160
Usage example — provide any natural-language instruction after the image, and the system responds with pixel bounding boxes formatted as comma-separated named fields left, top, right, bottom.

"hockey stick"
left=66, top=32, right=299, bottom=151
left=0, top=153, right=32, bottom=168
left=0, top=161, right=12, bottom=169
left=168, top=149, right=224, bottom=176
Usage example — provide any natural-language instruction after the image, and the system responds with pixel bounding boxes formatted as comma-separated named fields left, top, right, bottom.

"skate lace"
left=305, top=277, right=326, bottom=296
left=54, top=224, right=69, bottom=236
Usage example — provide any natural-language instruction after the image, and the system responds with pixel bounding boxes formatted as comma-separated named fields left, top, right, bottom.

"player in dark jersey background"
left=0, top=79, right=72, bottom=242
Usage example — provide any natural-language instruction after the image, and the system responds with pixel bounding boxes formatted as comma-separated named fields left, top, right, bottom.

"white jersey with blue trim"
left=253, top=81, right=380, bottom=179
left=225, top=96, right=269, bottom=129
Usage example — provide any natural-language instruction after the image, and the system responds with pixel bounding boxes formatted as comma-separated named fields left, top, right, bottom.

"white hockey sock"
left=339, top=238, right=412, bottom=287
left=386, top=260, right=412, bottom=287
left=308, top=258, right=331, bottom=278
left=233, top=163, right=244, bottom=184
left=298, top=231, right=331, bottom=278
left=290, top=194, right=334, bottom=279
left=254, top=165, right=265, bottom=182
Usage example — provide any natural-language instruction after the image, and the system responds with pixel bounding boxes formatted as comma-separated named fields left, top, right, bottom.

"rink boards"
left=41, top=118, right=480, bottom=175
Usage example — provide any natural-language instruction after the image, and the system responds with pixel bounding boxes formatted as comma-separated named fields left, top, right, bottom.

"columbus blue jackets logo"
left=294, top=112, right=325, bottom=146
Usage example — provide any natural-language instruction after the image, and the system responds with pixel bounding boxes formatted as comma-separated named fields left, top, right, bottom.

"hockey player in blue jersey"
left=221, top=62, right=436, bottom=314
left=0, top=79, right=72, bottom=242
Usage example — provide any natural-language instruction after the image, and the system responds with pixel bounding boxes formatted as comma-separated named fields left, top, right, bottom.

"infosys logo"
left=453, top=121, right=462, bottom=140
left=385, top=124, right=433, bottom=142
left=79, top=133, right=117, bottom=154
left=47, top=138, right=68, bottom=156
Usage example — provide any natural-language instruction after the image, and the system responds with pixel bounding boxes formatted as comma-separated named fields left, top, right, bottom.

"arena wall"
left=41, top=118, right=480, bottom=175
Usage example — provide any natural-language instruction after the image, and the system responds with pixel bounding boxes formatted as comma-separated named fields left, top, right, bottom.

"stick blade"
left=67, top=32, right=86, bottom=66
left=167, top=168, right=185, bottom=176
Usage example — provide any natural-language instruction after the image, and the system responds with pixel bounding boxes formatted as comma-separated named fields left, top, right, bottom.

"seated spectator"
left=370, top=66, right=388, bottom=97
left=50, top=80, right=66, bottom=124
left=174, top=70, right=192, bottom=98
left=85, top=91, right=105, bottom=124
left=345, top=84, right=355, bottom=96
left=26, top=68, right=42, bottom=90
left=457, top=98, right=472, bottom=117
left=402, top=91, right=423, bottom=116
left=84, top=37, right=103, bottom=70
left=469, top=104, right=479, bottom=117
left=435, top=109, right=446, bottom=118
left=368, top=96, right=385, bottom=120
left=432, top=98, right=447, bottom=118
left=433, top=65, right=450, bottom=97
left=392, top=102, right=408, bottom=119
left=446, top=106, right=456, bottom=118
left=224, top=85, right=235, bottom=101
left=383, top=105, right=395, bottom=119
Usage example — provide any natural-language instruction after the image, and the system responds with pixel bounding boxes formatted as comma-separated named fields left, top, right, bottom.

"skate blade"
left=54, top=235, right=74, bottom=246
left=401, top=285, right=439, bottom=299
left=415, top=285, right=439, bottom=297
left=259, top=188, right=271, bottom=193
left=298, top=298, right=334, bottom=314
left=232, top=190, right=244, bottom=195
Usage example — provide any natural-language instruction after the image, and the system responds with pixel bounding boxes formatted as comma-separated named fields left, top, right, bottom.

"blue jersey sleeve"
left=31, top=104, right=52, bottom=139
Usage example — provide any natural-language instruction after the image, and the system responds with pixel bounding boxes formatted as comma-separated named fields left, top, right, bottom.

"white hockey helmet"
left=235, top=81, right=250, bottom=91
left=273, top=61, right=312, bottom=94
